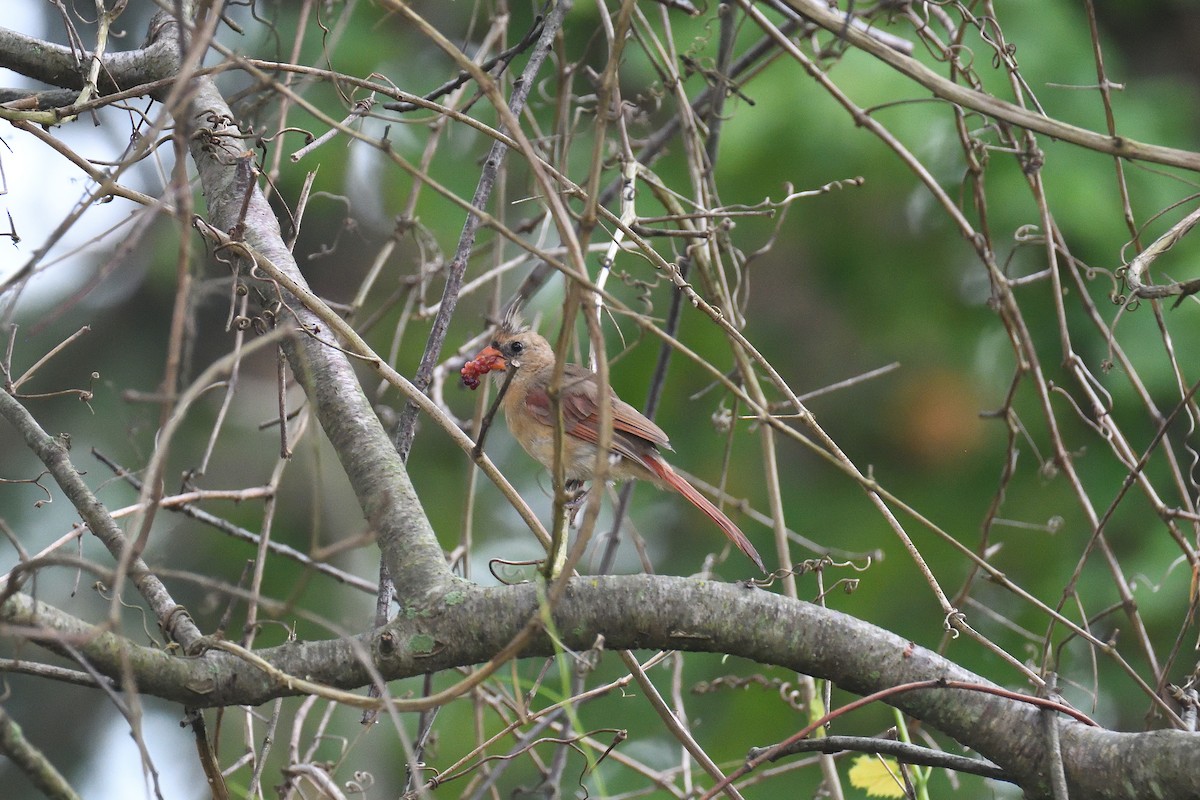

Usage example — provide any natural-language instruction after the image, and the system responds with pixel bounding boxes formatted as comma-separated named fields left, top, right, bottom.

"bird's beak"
left=472, top=345, right=508, bottom=372
left=461, top=345, right=510, bottom=389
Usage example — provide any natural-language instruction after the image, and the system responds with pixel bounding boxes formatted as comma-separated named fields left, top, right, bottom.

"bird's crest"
left=498, top=303, right=527, bottom=336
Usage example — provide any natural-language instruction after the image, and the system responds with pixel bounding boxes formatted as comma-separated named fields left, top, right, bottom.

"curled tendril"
left=487, top=557, right=542, bottom=585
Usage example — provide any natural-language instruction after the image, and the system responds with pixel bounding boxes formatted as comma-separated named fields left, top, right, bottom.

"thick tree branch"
left=174, top=74, right=457, bottom=605
left=0, top=387, right=202, bottom=648
left=3, top=576, right=1197, bottom=799
left=0, top=18, right=181, bottom=101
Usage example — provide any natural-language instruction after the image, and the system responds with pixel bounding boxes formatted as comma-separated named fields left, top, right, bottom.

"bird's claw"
left=564, top=479, right=588, bottom=509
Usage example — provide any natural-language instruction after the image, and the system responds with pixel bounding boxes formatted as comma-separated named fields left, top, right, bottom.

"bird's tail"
left=642, top=454, right=766, bottom=573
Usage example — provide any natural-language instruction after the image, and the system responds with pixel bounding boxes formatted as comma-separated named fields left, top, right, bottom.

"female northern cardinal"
left=464, top=321, right=765, bottom=572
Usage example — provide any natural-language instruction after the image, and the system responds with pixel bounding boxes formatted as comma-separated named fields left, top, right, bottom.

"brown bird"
left=463, top=321, right=765, bottom=572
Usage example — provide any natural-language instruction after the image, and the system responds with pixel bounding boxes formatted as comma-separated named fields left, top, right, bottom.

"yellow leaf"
left=847, top=754, right=906, bottom=798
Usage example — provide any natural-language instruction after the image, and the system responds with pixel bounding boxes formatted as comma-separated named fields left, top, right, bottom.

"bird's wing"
left=522, top=365, right=673, bottom=461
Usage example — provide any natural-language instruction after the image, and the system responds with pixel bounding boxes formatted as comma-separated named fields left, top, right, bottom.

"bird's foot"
left=564, top=480, right=589, bottom=509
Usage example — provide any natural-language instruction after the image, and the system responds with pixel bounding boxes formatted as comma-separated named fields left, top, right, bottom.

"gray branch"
left=3, top=577, right=1197, bottom=800
left=0, top=388, right=202, bottom=649
left=0, top=17, right=181, bottom=100
left=175, top=58, right=455, bottom=606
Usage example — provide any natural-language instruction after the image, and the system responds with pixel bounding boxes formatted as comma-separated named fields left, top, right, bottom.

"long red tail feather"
left=641, top=454, right=765, bottom=572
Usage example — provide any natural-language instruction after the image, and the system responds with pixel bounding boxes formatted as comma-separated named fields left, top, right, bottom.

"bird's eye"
left=510, top=340, right=524, bottom=354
